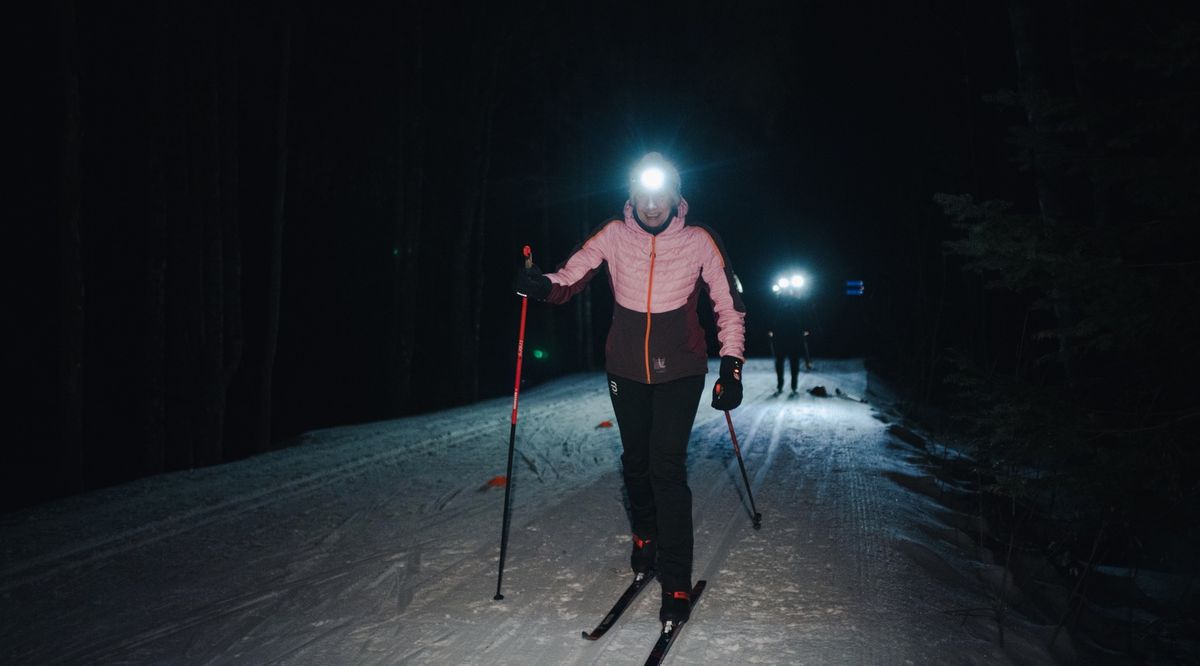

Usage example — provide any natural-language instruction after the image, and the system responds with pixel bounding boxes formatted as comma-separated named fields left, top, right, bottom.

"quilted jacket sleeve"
left=698, top=229, right=746, bottom=360
left=542, top=220, right=618, bottom=305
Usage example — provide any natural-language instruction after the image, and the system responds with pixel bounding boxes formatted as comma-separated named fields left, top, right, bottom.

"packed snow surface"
left=1, top=359, right=1052, bottom=664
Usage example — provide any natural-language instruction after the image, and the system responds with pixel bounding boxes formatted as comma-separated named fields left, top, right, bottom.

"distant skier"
left=768, top=288, right=816, bottom=393
left=513, top=152, right=746, bottom=624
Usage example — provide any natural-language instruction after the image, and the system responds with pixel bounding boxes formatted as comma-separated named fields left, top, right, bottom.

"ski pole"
left=724, top=410, right=762, bottom=529
left=495, top=245, right=533, bottom=601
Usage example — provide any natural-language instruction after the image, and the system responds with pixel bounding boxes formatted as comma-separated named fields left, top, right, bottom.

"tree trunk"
left=536, top=114, right=557, bottom=370
left=199, top=5, right=226, bottom=466
left=142, top=1, right=169, bottom=475
left=1066, top=0, right=1113, bottom=230
left=577, top=143, right=595, bottom=370
left=259, top=10, right=290, bottom=452
left=166, top=28, right=205, bottom=470
left=55, top=0, right=84, bottom=494
left=220, top=1, right=244, bottom=411
left=390, top=1, right=423, bottom=414
left=450, top=21, right=501, bottom=405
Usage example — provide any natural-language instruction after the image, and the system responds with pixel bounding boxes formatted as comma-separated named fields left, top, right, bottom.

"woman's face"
left=633, top=189, right=676, bottom=228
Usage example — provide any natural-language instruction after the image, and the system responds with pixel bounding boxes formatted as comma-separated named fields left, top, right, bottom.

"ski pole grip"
left=523, top=245, right=533, bottom=270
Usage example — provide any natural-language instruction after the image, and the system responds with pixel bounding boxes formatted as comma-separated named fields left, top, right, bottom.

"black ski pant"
left=607, top=373, right=705, bottom=593
left=775, top=340, right=805, bottom=390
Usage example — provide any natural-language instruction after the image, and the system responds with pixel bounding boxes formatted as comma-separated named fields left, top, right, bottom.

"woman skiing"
left=513, top=152, right=746, bottom=624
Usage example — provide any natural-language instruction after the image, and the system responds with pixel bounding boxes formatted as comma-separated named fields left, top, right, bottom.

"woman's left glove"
left=711, top=356, right=744, bottom=410
left=513, top=264, right=552, bottom=300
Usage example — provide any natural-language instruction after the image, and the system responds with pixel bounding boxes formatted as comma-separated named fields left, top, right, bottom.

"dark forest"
left=10, top=0, right=1200, bottom=640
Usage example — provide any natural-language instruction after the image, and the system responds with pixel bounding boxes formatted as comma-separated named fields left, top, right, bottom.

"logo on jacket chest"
left=653, top=357, right=667, bottom=373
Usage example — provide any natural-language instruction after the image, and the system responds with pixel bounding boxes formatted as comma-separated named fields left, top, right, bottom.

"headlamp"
left=639, top=167, right=666, bottom=192
left=773, top=272, right=810, bottom=297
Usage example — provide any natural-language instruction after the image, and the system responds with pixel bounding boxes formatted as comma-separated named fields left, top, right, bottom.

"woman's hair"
left=628, top=152, right=681, bottom=202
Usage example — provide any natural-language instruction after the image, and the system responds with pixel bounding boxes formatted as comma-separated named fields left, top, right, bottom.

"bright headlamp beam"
left=790, top=275, right=805, bottom=288
left=639, top=167, right=666, bottom=191
left=776, top=278, right=790, bottom=289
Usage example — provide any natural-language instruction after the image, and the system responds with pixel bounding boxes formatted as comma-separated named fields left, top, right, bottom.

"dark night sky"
left=10, top=1, right=1200, bottom=511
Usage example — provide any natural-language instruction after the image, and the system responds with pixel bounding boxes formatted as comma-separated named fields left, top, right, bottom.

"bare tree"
left=219, top=1, right=245, bottom=443
left=449, top=12, right=503, bottom=404
left=390, top=1, right=424, bottom=413
left=258, top=7, right=291, bottom=452
left=142, top=1, right=169, bottom=475
left=55, top=0, right=84, bottom=494
left=198, top=4, right=227, bottom=466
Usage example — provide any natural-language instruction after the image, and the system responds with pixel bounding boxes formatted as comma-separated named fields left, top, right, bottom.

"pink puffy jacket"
left=544, top=198, right=746, bottom=384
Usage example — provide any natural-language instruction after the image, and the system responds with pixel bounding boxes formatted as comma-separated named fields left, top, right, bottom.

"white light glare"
left=640, top=167, right=665, bottom=191
left=772, top=284, right=781, bottom=293
left=790, top=274, right=805, bottom=288
left=776, top=278, right=790, bottom=289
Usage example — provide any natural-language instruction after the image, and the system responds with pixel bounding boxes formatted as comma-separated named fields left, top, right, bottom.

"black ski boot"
left=659, top=589, right=692, bottom=624
left=631, top=534, right=657, bottom=574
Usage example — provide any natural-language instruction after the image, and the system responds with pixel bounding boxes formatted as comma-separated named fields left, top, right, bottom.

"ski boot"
left=659, top=588, right=692, bottom=624
left=631, top=534, right=656, bottom=574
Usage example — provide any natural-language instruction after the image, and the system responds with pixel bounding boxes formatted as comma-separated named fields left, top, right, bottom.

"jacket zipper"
left=644, top=236, right=656, bottom=383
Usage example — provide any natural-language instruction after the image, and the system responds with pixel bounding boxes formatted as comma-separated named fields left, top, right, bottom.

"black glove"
left=711, top=356, right=744, bottom=410
left=513, top=263, right=552, bottom=300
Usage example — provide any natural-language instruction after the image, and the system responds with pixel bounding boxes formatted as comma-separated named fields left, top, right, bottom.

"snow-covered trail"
left=1, top=360, right=1046, bottom=665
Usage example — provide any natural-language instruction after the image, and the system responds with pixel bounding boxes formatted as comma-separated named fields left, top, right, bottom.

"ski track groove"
left=4, top=361, right=998, bottom=665
left=423, top=387, right=787, bottom=666
left=576, top=402, right=780, bottom=666
left=1, top=379, right=593, bottom=566
left=0, top=389, right=598, bottom=594
left=18, top=455, right=559, bottom=663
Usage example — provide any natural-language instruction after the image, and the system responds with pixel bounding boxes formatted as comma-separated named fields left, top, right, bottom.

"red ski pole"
left=725, top=410, right=763, bottom=529
left=494, top=245, right=533, bottom=600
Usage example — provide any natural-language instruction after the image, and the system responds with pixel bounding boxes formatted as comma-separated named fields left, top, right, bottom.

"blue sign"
left=845, top=280, right=865, bottom=296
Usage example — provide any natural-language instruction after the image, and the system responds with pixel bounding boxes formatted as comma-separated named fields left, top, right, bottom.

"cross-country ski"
left=581, top=570, right=656, bottom=640
left=643, top=580, right=706, bottom=666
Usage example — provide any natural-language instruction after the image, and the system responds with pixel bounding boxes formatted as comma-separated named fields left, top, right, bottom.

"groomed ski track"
left=1, top=359, right=1044, bottom=665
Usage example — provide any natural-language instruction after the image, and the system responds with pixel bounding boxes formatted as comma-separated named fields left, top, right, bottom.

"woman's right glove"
left=513, top=264, right=551, bottom=300
left=711, top=356, right=744, bottom=410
